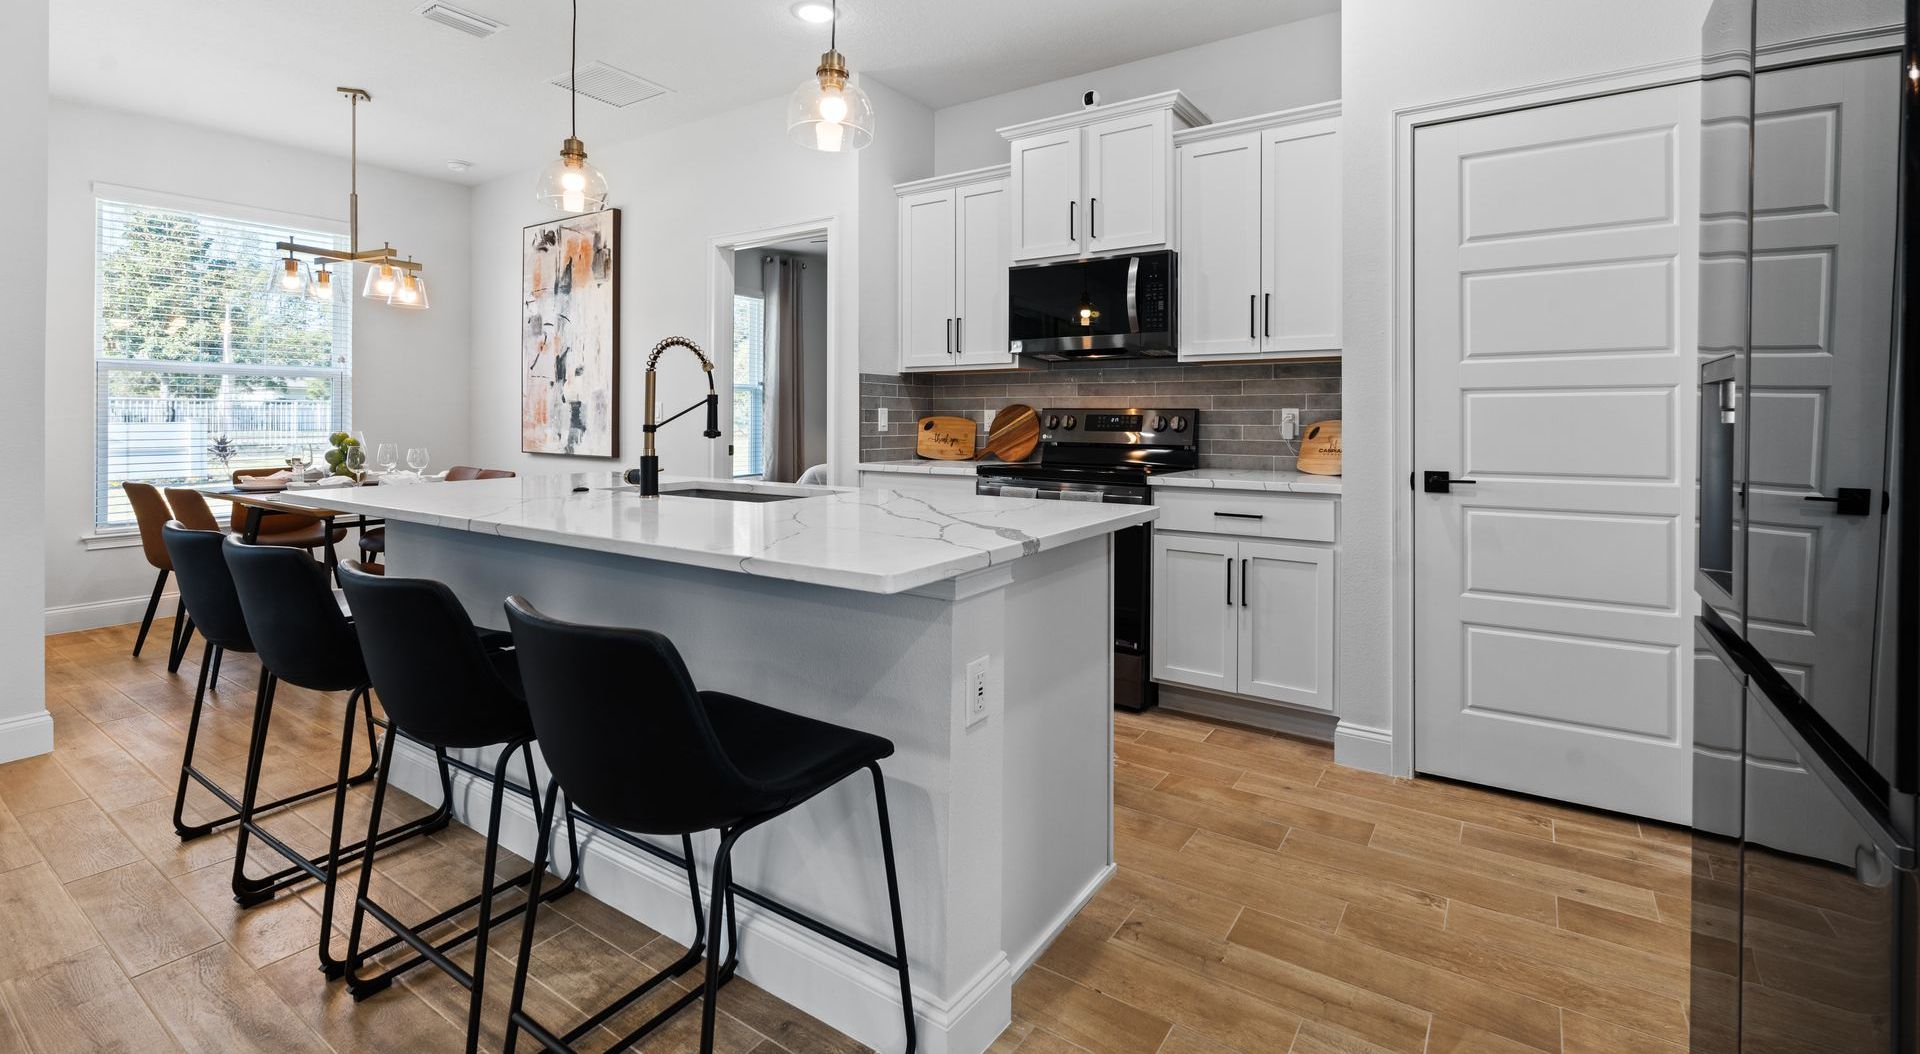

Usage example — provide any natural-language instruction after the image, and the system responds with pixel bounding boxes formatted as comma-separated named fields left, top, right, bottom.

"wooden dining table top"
left=192, top=482, right=371, bottom=519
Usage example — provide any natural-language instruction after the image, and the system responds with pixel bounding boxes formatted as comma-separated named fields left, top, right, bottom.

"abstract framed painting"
left=522, top=208, right=619, bottom=456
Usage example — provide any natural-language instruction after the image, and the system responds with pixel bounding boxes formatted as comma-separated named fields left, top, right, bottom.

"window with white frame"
left=732, top=293, right=766, bottom=477
left=94, top=198, right=352, bottom=529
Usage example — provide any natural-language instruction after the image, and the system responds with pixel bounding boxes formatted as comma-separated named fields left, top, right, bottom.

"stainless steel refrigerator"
left=1691, top=0, right=1919, bottom=1050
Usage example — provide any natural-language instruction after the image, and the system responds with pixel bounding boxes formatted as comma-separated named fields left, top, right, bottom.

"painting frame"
left=521, top=208, right=620, bottom=457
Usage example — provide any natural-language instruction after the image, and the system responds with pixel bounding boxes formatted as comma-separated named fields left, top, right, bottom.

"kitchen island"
left=277, top=472, right=1152, bottom=1054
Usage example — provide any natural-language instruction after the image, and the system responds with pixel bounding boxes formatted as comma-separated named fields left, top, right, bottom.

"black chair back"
left=223, top=537, right=365, bottom=692
left=337, top=561, right=531, bottom=749
left=504, top=597, right=755, bottom=834
left=161, top=521, right=254, bottom=653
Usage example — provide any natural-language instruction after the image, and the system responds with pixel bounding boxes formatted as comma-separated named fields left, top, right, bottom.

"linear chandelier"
left=275, top=87, right=429, bottom=309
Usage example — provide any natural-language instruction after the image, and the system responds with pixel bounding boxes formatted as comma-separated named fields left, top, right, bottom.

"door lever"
left=1804, top=488, right=1872, bottom=516
left=1423, top=471, right=1478, bottom=494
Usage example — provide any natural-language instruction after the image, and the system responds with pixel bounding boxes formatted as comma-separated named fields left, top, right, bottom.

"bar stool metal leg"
left=869, top=762, right=918, bottom=1053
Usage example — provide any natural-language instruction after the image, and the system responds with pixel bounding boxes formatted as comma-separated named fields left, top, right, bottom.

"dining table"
left=194, top=480, right=385, bottom=576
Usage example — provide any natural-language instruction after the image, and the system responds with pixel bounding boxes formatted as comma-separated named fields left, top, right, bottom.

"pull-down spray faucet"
left=624, top=336, right=722, bottom=497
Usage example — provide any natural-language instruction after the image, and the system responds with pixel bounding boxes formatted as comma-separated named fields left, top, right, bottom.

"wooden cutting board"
left=978, top=404, right=1040, bottom=463
left=916, top=415, right=978, bottom=460
left=1296, top=419, right=1342, bottom=476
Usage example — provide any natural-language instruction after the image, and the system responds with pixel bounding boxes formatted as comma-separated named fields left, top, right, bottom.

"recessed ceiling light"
left=790, top=2, right=834, bottom=23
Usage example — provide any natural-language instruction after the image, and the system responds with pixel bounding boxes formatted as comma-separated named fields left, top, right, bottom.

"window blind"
left=93, top=198, right=352, bottom=529
left=732, top=293, right=766, bottom=477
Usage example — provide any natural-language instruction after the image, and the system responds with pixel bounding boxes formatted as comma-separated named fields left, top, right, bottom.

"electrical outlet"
left=966, top=656, right=992, bottom=728
left=1279, top=407, right=1300, bottom=441
left=877, top=406, right=888, bottom=432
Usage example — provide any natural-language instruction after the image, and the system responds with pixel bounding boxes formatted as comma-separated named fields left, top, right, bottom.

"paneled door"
left=1084, top=111, right=1170, bottom=255
left=954, top=178, right=1010, bottom=366
left=898, top=188, right=957, bottom=369
left=1009, top=130, right=1081, bottom=262
left=1261, top=118, right=1342, bottom=354
left=1150, top=533, right=1237, bottom=694
left=1237, top=540, right=1334, bottom=710
left=1176, top=131, right=1263, bottom=359
left=1412, top=85, right=1699, bottom=822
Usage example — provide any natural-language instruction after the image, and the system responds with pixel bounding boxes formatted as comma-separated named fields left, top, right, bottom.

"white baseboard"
left=1333, top=721, right=1394, bottom=774
left=1008, top=863, right=1113, bottom=978
left=1156, top=685, right=1337, bottom=742
left=387, top=740, right=1011, bottom=1054
left=46, top=590, right=176, bottom=636
left=0, top=711, right=54, bottom=764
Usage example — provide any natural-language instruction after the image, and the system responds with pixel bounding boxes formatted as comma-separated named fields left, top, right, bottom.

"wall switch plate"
left=877, top=407, right=888, bottom=432
left=966, top=656, right=992, bottom=728
left=1280, top=408, right=1300, bottom=441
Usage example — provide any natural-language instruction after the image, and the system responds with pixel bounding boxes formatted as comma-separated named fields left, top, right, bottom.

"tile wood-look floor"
left=3, top=622, right=1693, bottom=1054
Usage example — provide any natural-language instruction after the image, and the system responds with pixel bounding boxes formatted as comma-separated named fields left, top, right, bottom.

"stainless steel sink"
left=663, top=487, right=807, bottom=503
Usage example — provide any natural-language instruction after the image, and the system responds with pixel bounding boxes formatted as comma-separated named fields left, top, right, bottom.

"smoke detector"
left=413, top=2, right=506, bottom=39
left=445, top=159, right=473, bottom=173
left=549, top=61, right=671, bottom=108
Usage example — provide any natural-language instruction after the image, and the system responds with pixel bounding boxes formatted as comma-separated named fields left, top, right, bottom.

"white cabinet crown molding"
left=1172, top=100, right=1343, bottom=147
left=894, top=163, right=1012, bottom=198
left=996, top=90, right=1210, bottom=140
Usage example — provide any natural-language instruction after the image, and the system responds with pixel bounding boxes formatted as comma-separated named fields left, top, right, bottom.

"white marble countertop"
left=857, top=459, right=988, bottom=477
left=274, top=472, right=1155, bottom=595
left=1151, top=468, right=1342, bottom=495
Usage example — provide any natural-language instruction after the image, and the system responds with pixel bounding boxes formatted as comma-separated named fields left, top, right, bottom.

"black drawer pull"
left=1213, top=511, right=1264, bottom=520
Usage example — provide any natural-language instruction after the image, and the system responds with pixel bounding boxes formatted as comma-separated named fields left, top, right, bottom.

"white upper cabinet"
left=1176, top=104, right=1342, bottom=361
left=1176, top=131, right=1264, bottom=358
left=1002, top=92, right=1206, bottom=264
left=895, top=167, right=1015, bottom=373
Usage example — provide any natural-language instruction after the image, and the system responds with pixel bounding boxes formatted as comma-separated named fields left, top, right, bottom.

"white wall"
left=2, top=0, right=51, bottom=761
left=466, top=82, right=935, bottom=483
left=933, top=14, right=1342, bottom=172
left=44, top=101, right=473, bottom=631
left=1337, top=0, right=1714, bottom=766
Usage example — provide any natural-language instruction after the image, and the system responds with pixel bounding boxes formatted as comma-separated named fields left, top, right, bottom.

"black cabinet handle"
left=1250, top=294, right=1257, bottom=340
left=1213, top=511, right=1264, bottom=520
left=1264, top=293, right=1271, bottom=338
left=1241, top=558, right=1248, bottom=607
left=956, top=317, right=963, bottom=355
left=945, top=318, right=953, bottom=355
left=1804, top=488, right=1872, bottom=516
left=1225, top=556, right=1233, bottom=606
left=1068, top=200, right=1075, bottom=241
left=1091, top=197, right=1098, bottom=238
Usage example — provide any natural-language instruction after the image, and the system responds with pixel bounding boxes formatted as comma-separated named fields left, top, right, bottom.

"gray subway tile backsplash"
left=858, top=358, right=1341, bottom=471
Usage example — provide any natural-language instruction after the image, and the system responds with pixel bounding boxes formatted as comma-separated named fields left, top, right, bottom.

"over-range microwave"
left=1008, top=250, right=1176, bottom=361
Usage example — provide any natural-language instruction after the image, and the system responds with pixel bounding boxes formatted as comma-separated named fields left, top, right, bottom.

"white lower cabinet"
left=1152, top=524, right=1335, bottom=711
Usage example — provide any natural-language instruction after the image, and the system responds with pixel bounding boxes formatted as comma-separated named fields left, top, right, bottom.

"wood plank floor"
left=3, top=621, right=1693, bottom=1053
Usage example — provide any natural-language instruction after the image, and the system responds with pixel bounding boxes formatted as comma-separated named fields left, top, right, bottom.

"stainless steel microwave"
left=1007, top=251, right=1176, bottom=361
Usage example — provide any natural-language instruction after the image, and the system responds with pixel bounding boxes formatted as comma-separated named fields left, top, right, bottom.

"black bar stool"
left=332, top=560, right=584, bottom=1052
left=161, top=521, right=372, bottom=841
left=221, top=536, right=454, bottom=975
left=499, top=597, right=917, bottom=1054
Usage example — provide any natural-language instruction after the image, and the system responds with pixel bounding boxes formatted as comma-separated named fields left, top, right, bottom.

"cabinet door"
left=899, top=188, right=957, bottom=370
left=1262, top=120, right=1342, bottom=355
left=955, top=179, right=1012, bottom=366
left=1150, top=532, right=1239, bottom=694
left=1086, top=110, right=1171, bottom=255
left=1235, top=540, right=1334, bottom=710
left=1177, top=132, right=1264, bottom=360
left=1009, top=130, right=1082, bottom=261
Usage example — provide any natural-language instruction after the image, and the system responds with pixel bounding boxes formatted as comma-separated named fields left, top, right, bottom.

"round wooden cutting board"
left=978, top=404, right=1040, bottom=463
left=1296, top=419, right=1342, bottom=476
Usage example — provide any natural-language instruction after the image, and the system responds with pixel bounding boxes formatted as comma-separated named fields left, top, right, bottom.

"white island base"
left=380, top=518, right=1116, bottom=1054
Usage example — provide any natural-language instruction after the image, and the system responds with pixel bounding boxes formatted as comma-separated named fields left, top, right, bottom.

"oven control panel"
left=1038, top=407, right=1198, bottom=446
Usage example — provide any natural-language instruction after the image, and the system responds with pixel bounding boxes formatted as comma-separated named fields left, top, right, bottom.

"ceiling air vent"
left=549, top=61, right=671, bottom=108
left=414, top=2, right=506, bottom=39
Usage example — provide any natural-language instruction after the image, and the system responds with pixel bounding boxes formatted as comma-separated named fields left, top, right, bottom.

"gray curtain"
left=761, top=255, right=806, bottom=483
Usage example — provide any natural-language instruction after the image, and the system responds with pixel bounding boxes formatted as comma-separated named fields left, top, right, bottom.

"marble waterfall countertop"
left=274, top=472, right=1155, bottom=595
left=858, top=459, right=1342, bottom=494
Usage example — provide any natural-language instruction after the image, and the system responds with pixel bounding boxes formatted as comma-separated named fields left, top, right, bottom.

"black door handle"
left=1423, top=470, right=1478, bottom=494
left=1804, top=488, right=1872, bottom=516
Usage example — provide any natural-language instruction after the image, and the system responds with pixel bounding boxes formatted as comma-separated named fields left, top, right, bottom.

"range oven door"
left=1741, top=682, right=1915, bottom=1052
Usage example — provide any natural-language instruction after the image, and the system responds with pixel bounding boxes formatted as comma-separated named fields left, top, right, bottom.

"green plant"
left=206, top=433, right=239, bottom=469
left=325, top=431, right=364, bottom=479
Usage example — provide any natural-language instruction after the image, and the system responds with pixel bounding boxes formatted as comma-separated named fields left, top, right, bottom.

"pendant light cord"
left=570, top=0, right=579, bottom=139
left=830, top=0, right=838, bottom=51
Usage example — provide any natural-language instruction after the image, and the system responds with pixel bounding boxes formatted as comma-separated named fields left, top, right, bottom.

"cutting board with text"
left=1296, top=419, right=1342, bottom=475
left=917, top=416, right=978, bottom=460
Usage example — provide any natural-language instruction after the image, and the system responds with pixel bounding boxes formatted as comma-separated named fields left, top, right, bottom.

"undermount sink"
left=662, top=487, right=807, bottom=503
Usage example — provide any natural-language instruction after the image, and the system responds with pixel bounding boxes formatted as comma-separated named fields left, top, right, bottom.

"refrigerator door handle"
left=1755, top=687, right=1917, bottom=869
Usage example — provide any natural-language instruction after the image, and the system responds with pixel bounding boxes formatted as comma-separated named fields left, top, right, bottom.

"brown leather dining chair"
left=229, top=467, right=349, bottom=552
left=122, top=482, right=189, bottom=661
left=162, top=487, right=223, bottom=532
left=356, top=466, right=514, bottom=573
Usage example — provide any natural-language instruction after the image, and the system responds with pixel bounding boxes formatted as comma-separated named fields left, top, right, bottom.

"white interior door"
left=955, top=179, right=1010, bottom=366
left=899, top=188, right=956, bottom=369
left=1413, top=85, right=1699, bottom=822
left=1176, top=132, right=1263, bottom=359
left=1743, top=54, right=1898, bottom=748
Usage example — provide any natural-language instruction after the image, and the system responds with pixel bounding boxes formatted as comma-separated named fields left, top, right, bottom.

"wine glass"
left=374, top=442, right=399, bottom=478
left=285, top=443, right=306, bottom=476
left=405, top=447, right=430, bottom=477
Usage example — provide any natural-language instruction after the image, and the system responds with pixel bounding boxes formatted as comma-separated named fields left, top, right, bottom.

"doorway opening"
left=729, top=236, right=829, bottom=483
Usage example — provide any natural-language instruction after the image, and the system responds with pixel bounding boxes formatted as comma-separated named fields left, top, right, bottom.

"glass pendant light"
left=309, top=265, right=334, bottom=300
left=391, top=264, right=429, bottom=310
left=786, top=0, right=874, bottom=152
left=278, top=249, right=308, bottom=295
left=362, top=258, right=401, bottom=302
left=535, top=0, right=610, bottom=213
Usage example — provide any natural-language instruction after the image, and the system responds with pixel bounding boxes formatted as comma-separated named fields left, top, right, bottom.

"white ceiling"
left=50, top=0, right=1337, bottom=185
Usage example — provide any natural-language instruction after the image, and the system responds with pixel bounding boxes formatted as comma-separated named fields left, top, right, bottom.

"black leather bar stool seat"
left=333, top=561, right=582, bottom=1053
left=161, top=522, right=368, bottom=843
left=499, top=598, right=917, bottom=1054
left=221, top=537, right=455, bottom=976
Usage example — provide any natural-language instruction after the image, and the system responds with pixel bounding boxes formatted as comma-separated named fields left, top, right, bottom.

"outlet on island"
left=966, top=655, right=992, bottom=728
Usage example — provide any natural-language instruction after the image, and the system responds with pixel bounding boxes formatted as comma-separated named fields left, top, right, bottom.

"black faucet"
left=624, top=336, right=722, bottom=497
